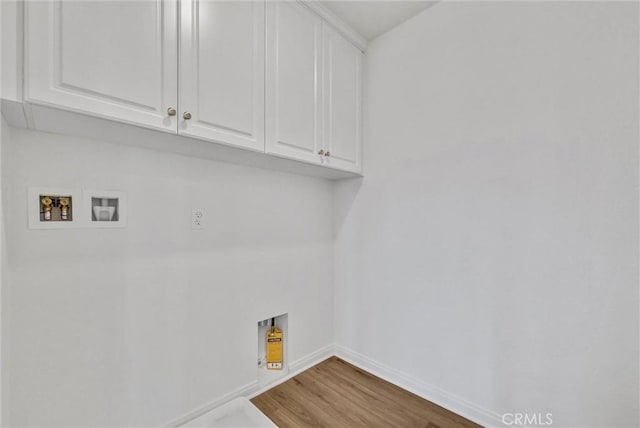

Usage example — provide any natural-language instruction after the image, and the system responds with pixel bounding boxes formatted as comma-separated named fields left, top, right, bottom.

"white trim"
left=0, top=99, right=28, bottom=128
left=249, top=343, right=335, bottom=399
left=164, top=380, right=259, bottom=428
left=166, top=344, right=335, bottom=427
left=22, top=101, right=34, bottom=129
left=165, top=343, right=513, bottom=428
left=289, top=343, right=335, bottom=374
left=301, top=0, right=368, bottom=52
left=334, top=344, right=511, bottom=428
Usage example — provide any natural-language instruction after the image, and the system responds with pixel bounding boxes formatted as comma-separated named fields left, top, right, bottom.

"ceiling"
left=320, top=1, right=438, bottom=41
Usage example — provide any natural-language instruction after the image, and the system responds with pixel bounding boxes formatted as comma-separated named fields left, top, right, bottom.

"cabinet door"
left=25, top=0, right=178, bottom=133
left=266, top=1, right=323, bottom=163
left=179, top=0, right=265, bottom=151
left=323, top=26, right=362, bottom=173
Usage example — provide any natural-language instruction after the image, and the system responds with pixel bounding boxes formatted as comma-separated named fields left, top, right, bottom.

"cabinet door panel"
left=26, top=0, right=178, bottom=132
left=266, top=1, right=322, bottom=163
left=324, top=26, right=362, bottom=173
left=180, top=0, right=264, bottom=151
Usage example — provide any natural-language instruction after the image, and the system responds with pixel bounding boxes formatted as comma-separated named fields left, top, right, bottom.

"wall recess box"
left=83, top=189, right=127, bottom=228
left=28, top=187, right=127, bottom=229
left=28, top=187, right=81, bottom=229
left=257, top=313, right=289, bottom=387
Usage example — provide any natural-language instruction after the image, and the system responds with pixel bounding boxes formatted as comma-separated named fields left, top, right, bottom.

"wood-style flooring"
left=251, top=356, right=481, bottom=428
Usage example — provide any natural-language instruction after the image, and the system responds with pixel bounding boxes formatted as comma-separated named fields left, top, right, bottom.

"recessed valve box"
left=39, top=194, right=73, bottom=222
left=28, top=187, right=81, bottom=229
left=257, top=313, right=288, bottom=384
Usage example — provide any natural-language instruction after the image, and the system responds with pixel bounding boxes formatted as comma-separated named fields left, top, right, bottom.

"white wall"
left=0, top=3, right=9, bottom=426
left=0, top=117, right=7, bottom=428
left=334, top=2, right=639, bottom=427
left=2, top=127, right=334, bottom=426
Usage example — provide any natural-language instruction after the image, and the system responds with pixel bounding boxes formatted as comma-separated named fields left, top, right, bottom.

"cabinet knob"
left=183, top=111, right=192, bottom=120
left=318, top=149, right=325, bottom=155
left=325, top=151, right=331, bottom=157
left=167, top=107, right=177, bottom=116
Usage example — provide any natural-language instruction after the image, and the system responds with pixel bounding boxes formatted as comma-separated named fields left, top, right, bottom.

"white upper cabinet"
left=265, top=1, right=323, bottom=164
left=323, top=25, right=362, bottom=173
left=25, top=0, right=178, bottom=133
left=179, top=0, right=265, bottom=152
left=21, top=0, right=363, bottom=176
left=266, top=2, right=362, bottom=173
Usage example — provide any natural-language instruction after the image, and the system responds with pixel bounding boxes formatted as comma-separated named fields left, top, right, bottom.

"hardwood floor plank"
left=251, top=357, right=481, bottom=428
left=307, top=361, right=425, bottom=427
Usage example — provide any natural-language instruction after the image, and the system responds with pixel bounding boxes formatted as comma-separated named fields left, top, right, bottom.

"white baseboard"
left=334, top=344, right=507, bottom=428
left=167, top=343, right=510, bottom=428
left=248, top=343, right=335, bottom=399
left=165, top=343, right=335, bottom=427
left=289, top=343, right=335, bottom=375
left=165, top=380, right=258, bottom=428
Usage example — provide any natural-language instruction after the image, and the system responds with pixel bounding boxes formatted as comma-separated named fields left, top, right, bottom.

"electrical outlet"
left=192, top=208, right=205, bottom=230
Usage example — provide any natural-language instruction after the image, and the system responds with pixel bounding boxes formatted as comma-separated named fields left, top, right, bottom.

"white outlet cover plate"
left=192, top=208, right=205, bottom=230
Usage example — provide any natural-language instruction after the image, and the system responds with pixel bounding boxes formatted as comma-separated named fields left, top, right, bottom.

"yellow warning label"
left=266, top=326, right=283, bottom=370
